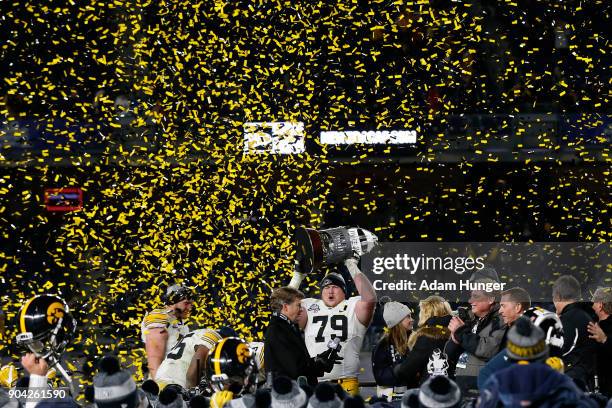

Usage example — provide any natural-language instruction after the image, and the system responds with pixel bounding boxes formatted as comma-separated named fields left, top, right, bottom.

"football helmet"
left=523, top=306, right=564, bottom=356
left=162, top=284, right=194, bottom=305
left=15, top=295, right=76, bottom=360
left=206, top=337, right=257, bottom=395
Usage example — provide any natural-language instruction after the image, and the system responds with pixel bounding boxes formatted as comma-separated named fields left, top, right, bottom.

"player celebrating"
left=155, top=328, right=222, bottom=389
left=141, top=284, right=194, bottom=379
left=290, top=257, right=377, bottom=395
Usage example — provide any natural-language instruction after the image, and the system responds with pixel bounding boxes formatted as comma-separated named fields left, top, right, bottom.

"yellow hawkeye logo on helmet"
left=236, top=343, right=251, bottom=364
left=46, top=302, right=65, bottom=325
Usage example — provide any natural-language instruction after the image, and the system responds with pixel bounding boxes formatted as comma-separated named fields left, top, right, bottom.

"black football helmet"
left=15, top=295, right=76, bottom=360
left=206, top=337, right=257, bottom=395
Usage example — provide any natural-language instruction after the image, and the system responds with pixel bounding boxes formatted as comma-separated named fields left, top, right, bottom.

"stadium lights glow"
left=243, top=121, right=305, bottom=154
left=320, top=130, right=417, bottom=145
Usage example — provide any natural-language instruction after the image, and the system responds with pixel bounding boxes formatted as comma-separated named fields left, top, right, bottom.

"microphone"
left=327, top=337, right=342, bottom=352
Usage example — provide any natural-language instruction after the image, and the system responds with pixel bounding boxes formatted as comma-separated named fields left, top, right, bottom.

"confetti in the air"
left=0, top=0, right=609, bottom=383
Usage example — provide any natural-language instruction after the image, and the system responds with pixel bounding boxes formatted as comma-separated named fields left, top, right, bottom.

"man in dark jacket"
left=480, top=318, right=598, bottom=408
left=264, top=286, right=340, bottom=387
left=588, top=287, right=612, bottom=397
left=445, top=282, right=507, bottom=397
left=552, top=275, right=597, bottom=391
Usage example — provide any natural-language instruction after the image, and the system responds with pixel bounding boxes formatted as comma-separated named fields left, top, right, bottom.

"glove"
left=289, top=259, right=306, bottom=289
left=346, top=251, right=360, bottom=263
left=314, top=348, right=343, bottom=373
left=344, top=255, right=360, bottom=279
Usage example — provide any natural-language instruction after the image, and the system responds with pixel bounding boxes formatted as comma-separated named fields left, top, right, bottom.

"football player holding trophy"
left=289, top=226, right=378, bottom=395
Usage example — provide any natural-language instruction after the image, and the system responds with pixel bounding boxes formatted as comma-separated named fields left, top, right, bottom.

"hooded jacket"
left=479, top=362, right=599, bottom=408
left=393, top=315, right=452, bottom=386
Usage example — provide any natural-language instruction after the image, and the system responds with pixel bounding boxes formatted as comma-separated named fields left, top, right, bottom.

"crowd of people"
left=1, top=256, right=612, bottom=408
left=1, top=2, right=609, bottom=408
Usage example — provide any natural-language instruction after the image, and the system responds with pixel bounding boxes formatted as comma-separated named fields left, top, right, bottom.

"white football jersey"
left=155, top=329, right=222, bottom=387
left=141, top=308, right=190, bottom=356
left=302, top=296, right=367, bottom=381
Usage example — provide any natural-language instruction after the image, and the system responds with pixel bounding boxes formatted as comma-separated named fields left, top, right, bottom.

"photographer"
left=445, top=280, right=506, bottom=396
left=264, top=287, right=341, bottom=387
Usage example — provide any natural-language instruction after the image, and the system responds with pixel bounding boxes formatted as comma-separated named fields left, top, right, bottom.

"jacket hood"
left=492, top=363, right=580, bottom=406
left=415, top=315, right=452, bottom=340
left=424, top=315, right=452, bottom=327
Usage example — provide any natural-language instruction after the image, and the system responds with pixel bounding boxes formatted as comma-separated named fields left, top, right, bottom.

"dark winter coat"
left=595, top=315, right=612, bottom=397
left=264, top=313, right=324, bottom=387
left=479, top=362, right=599, bottom=408
left=477, top=349, right=511, bottom=391
left=372, top=334, right=414, bottom=388
left=558, top=302, right=597, bottom=391
left=393, top=315, right=452, bottom=386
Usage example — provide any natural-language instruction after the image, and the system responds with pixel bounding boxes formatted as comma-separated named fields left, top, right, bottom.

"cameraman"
left=264, top=287, right=341, bottom=387
left=445, top=280, right=506, bottom=396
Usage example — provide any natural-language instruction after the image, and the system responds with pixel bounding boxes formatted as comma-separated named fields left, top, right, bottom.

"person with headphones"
left=141, top=284, right=194, bottom=379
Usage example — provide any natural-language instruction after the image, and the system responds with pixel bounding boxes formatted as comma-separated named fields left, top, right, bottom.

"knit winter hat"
left=0, top=388, right=19, bottom=408
left=141, top=379, right=159, bottom=407
left=189, top=395, right=211, bottom=408
left=93, top=356, right=140, bottom=408
left=400, top=389, right=420, bottom=408
left=383, top=302, right=412, bottom=328
left=226, top=394, right=256, bottom=408
left=34, top=399, right=79, bottom=408
left=418, top=376, right=461, bottom=408
left=506, top=316, right=549, bottom=362
left=157, top=385, right=185, bottom=408
left=271, top=376, right=307, bottom=408
left=320, top=273, right=347, bottom=295
left=307, top=383, right=342, bottom=408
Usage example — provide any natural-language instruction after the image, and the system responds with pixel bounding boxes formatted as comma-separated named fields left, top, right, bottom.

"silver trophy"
left=294, top=226, right=378, bottom=274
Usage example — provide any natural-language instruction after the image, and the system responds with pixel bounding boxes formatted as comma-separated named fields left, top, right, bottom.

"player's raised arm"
left=288, top=259, right=306, bottom=290
left=345, top=257, right=377, bottom=326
